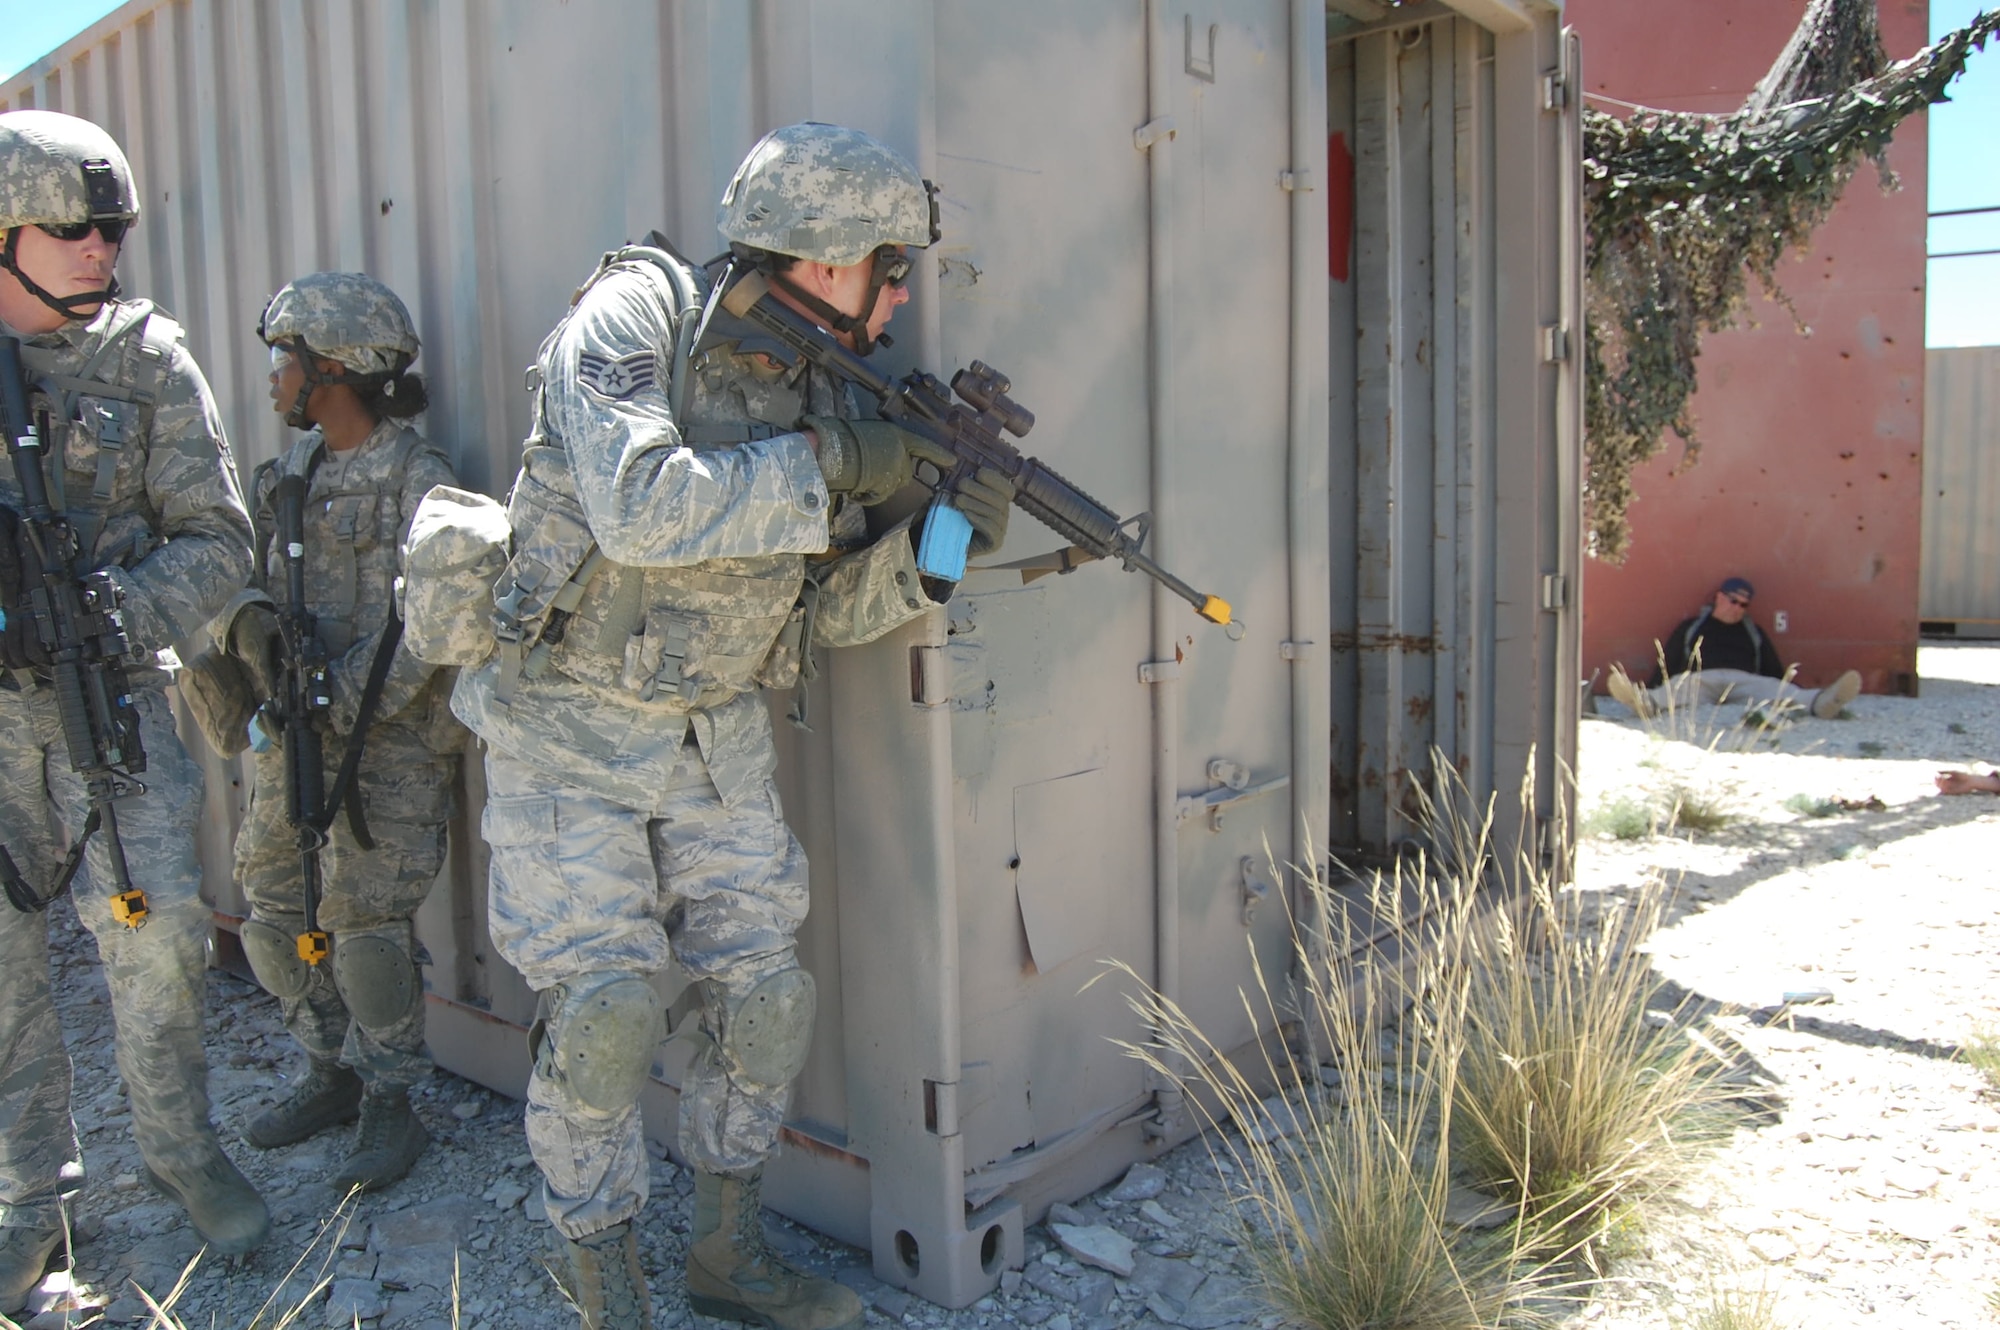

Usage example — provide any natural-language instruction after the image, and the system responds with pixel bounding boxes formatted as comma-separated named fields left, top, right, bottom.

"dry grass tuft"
left=1104, top=757, right=1735, bottom=1327
left=1677, top=1282, right=1785, bottom=1330
left=1105, top=845, right=1531, bottom=1330
left=1959, top=1026, right=2000, bottom=1093
left=1449, top=862, right=1733, bottom=1262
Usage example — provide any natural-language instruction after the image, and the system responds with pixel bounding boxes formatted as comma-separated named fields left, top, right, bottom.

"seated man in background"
left=1607, top=575, right=1862, bottom=721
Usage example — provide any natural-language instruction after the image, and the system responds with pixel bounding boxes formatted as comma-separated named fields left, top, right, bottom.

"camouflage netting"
left=1582, top=0, right=2000, bottom=562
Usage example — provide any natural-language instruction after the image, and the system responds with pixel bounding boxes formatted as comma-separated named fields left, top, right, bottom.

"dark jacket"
left=1656, top=608, right=1783, bottom=683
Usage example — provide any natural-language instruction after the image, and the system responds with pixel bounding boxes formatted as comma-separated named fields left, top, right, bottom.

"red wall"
left=1569, top=0, right=1929, bottom=695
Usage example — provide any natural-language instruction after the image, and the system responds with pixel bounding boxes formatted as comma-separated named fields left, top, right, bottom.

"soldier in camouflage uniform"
left=448, top=124, right=1012, bottom=1330
left=0, top=110, right=266, bottom=1313
left=212, top=273, right=462, bottom=1192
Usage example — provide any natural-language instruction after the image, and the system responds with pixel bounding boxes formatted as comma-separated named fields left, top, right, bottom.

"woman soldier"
left=216, top=273, right=464, bottom=1191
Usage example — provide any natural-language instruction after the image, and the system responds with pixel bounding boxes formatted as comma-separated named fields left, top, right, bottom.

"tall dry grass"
left=1448, top=864, right=1730, bottom=1260
left=1108, top=758, right=1733, bottom=1327
left=1108, top=845, right=1526, bottom=1330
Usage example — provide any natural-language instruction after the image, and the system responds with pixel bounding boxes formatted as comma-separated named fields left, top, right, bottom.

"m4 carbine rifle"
left=0, top=335, right=150, bottom=925
left=716, top=269, right=1234, bottom=628
left=270, top=473, right=332, bottom=967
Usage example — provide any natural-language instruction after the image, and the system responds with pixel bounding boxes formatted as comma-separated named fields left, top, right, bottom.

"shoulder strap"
left=131, top=307, right=181, bottom=415
left=33, top=304, right=151, bottom=528
left=585, top=242, right=706, bottom=422
left=521, top=241, right=705, bottom=461
left=54, top=300, right=153, bottom=397
left=386, top=424, right=443, bottom=489
left=1743, top=617, right=1767, bottom=671
left=1680, top=608, right=1711, bottom=660
left=280, top=433, right=327, bottom=483
left=317, top=612, right=405, bottom=851
left=249, top=444, right=325, bottom=596
left=124, top=310, right=181, bottom=489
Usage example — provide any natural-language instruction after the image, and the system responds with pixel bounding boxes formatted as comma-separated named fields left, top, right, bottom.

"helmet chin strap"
left=1, top=228, right=119, bottom=321
left=276, top=337, right=405, bottom=429
left=769, top=266, right=893, bottom=357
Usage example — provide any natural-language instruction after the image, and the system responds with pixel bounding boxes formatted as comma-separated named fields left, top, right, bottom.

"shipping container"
left=3, top=0, right=1581, bottom=1308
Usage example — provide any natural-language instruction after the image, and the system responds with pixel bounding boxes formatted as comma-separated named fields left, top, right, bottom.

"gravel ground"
left=1567, top=641, right=2000, bottom=1329
left=9, top=642, right=2000, bottom=1330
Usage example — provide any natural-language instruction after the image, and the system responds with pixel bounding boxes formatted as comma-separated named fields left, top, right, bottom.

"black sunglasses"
left=38, top=218, right=132, bottom=245
left=872, top=245, right=912, bottom=289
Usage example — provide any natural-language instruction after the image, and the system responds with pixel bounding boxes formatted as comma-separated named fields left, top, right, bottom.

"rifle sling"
left=3, top=803, right=100, bottom=914
left=316, top=612, right=404, bottom=852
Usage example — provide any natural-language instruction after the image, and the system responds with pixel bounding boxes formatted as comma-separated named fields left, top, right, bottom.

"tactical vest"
left=252, top=424, right=437, bottom=657
left=492, top=247, right=827, bottom=715
left=4, top=299, right=181, bottom=575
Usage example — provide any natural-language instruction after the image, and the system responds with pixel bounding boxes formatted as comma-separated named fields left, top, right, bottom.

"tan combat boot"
left=145, top=1144, right=270, bottom=1256
left=551, top=1221, right=652, bottom=1330
left=331, top=1084, right=430, bottom=1192
left=243, top=1060, right=363, bottom=1149
left=0, top=1223, right=63, bottom=1316
left=686, top=1168, right=862, bottom=1330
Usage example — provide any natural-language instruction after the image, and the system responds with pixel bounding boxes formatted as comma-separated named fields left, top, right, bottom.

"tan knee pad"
left=331, top=923, right=421, bottom=1030
left=717, top=968, right=816, bottom=1089
left=240, top=916, right=310, bottom=1001
left=539, top=971, right=666, bottom=1114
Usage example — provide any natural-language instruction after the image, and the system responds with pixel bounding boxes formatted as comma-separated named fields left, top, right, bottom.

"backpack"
left=399, top=485, right=515, bottom=667
left=401, top=241, right=708, bottom=678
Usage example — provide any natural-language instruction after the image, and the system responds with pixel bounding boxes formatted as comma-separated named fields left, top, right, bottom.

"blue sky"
left=1927, top=1, right=2000, bottom=347
left=2, top=0, right=1996, bottom=346
left=0, top=0, right=126, bottom=85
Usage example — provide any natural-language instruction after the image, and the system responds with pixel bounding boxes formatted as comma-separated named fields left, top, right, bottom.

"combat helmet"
left=0, top=110, right=139, bottom=321
left=717, top=122, right=938, bottom=355
left=259, top=272, right=421, bottom=428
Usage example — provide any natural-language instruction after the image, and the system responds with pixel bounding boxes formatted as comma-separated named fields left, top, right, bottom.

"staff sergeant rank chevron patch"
left=577, top=349, right=658, bottom=400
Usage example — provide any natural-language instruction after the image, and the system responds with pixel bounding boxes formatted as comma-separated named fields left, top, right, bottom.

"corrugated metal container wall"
left=2, top=0, right=1579, bottom=1308
left=1921, top=346, right=2000, bottom=633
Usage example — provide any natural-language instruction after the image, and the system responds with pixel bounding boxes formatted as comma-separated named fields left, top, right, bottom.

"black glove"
left=0, top=505, right=48, bottom=671
left=227, top=602, right=284, bottom=702
left=951, top=466, right=1015, bottom=558
left=802, top=415, right=954, bottom=506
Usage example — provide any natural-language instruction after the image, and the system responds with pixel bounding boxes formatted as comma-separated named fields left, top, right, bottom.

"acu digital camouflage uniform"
left=0, top=110, right=264, bottom=1286
left=205, top=271, right=463, bottom=1191
left=227, top=419, right=462, bottom=1090
left=451, top=129, right=943, bottom=1259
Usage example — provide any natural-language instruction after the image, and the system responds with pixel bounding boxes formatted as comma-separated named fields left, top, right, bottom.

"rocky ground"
left=8, top=642, right=2000, bottom=1330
